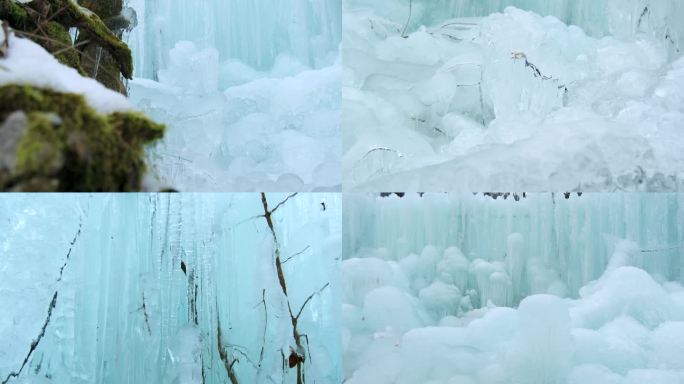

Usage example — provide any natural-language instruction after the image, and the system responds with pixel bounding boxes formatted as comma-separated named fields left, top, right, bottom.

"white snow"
left=0, top=34, right=132, bottom=114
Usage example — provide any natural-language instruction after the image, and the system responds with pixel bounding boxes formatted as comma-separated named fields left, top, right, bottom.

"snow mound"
left=0, top=34, right=132, bottom=114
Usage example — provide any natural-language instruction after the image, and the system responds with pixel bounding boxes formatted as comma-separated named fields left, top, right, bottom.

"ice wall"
left=0, top=193, right=341, bottom=383
left=344, top=193, right=684, bottom=304
left=345, top=0, right=684, bottom=53
left=342, top=193, right=684, bottom=384
left=126, top=0, right=342, bottom=191
left=129, top=0, right=342, bottom=78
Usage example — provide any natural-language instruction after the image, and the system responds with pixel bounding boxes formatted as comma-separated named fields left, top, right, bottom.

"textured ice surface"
left=343, top=193, right=684, bottom=383
left=127, top=0, right=342, bottom=191
left=343, top=1, right=684, bottom=191
left=0, top=193, right=341, bottom=383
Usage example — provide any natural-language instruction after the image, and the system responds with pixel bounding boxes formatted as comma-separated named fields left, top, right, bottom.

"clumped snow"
left=0, top=34, right=132, bottom=114
left=343, top=193, right=684, bottom=384
left=343, top=4, right=684, bottom=191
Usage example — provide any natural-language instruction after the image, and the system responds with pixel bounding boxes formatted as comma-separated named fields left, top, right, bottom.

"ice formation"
left=343, top=193, right=684, bottom=383
left=0, top=193, right=341, bottom=383
left=343, top=0, right=684, bottom=191
left=126, top=0, right=342, bottom=191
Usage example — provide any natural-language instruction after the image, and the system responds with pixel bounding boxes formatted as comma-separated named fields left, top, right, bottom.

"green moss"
left=2, top=0, right=133, bottom=80
left=80, top=44, right=127, bottom=93
left=79, top=11, right=133, bottom=78
left=16, top=112, right=64, bottom=174
left=0, top=84, right=165, bottom=191
left=45, top=21, right=82, bottom=70
left=1, top=0, right=84, bottom=73
left=109, top=111, right=165, bottom=143
left=0, top=85, right=47, bottom=117
left=0, top=0, right=30, bottom=30
left=52, top=0, right=133, bottom=79
left=79, top=0, right=123, bottom=19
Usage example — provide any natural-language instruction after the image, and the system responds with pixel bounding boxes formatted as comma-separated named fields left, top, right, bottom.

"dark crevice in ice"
left=57, top=218, right=82, bottom=282
left=160, top=195, right=171, bottom=264
left=1, top=292, right=58, bottom=384
left=2, top=218, right=83, bottom=383
left=140, top=292, right=152, bottom=335
left=637, top=7, right=650, bottom=29
left=184, top=255, right=199, bottom=326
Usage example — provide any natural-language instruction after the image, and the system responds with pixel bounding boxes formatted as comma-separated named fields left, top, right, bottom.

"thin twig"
left=401, top=0, right=412, bottom=38
left=217, top=305, right=240, bottom=384
left=260, top=193, right=292, bottom=298
left=271, top=193, right=298, bottom=215
left=282, top=246, right=310, bottom=264
left=258, top=289, right=267, bottom=369
left=295, top=283, right=330, bottom=320
left=52, top=39, right=90, bottom=55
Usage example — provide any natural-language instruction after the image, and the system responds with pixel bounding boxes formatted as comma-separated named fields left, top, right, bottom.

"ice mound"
left=343, top=4, right=684, bottom=191
left=130, top=43, right=341, bottom=191
left=126, top=0, right=342, bottom=191
left=343, top=193, right=684, bottom=383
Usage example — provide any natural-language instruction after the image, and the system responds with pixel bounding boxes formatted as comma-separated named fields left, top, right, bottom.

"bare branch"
left=283, top=245, right=310, bottom=264
left=401, top=0, right=412, bottom=38
left=260, top=193, right=290, bottom=298
left=217, top=308, right=240, bottom=384
left=296, top=283, right=330, bottom=320
left=270, top=193, right=298, bottom=215
left=260, top=193, right=309, bottom=384
left=257, top=289, right=267, bottom=369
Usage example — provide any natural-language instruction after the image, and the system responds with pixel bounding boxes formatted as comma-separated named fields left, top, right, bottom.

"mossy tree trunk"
left=0, top=0, right=133, bottom=94
left=77, top=0, right=128, bottom=94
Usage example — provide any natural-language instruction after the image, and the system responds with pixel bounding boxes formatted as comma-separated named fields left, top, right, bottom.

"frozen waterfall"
left=343, top=0, right=684, bottom=191
left=125, top=0, right=342, bottom=191
left=343, top=193, right=684, bottom=384
left=0, top=193, right=341, bottom=383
